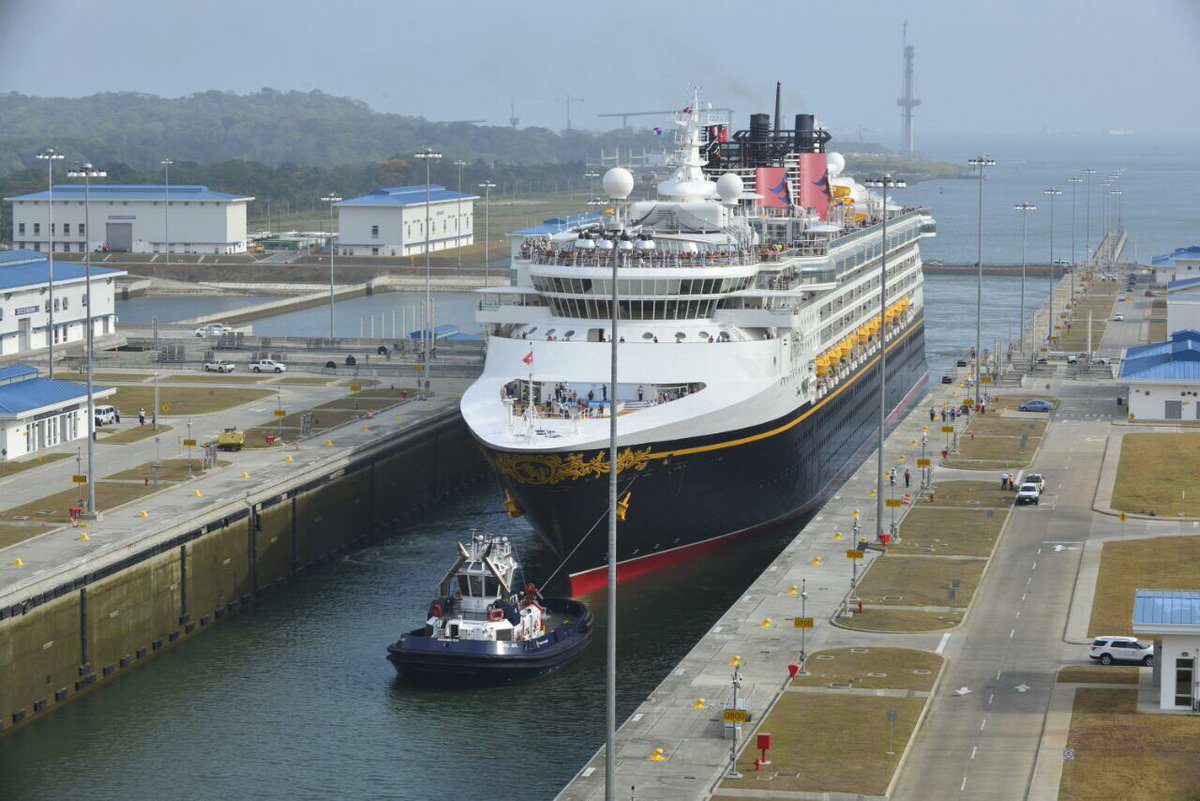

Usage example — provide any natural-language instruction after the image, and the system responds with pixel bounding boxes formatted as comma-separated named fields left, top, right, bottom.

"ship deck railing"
left=521, top=248, right=762, bottom=270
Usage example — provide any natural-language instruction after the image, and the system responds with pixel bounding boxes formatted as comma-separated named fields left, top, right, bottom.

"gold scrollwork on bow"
left=489, top=447, right=654, bottom=486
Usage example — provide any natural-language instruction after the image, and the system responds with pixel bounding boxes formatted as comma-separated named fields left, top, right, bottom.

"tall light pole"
left=968, top=156, right=995, bottom=407
left=1067, top=175, right=1082, bottom=301
left=161, top=159, right=173, bottom=269
left=1014, top=202, right=1037, bottom=355
left=453, top=160, right=468, bottom=267
left=478, top=181, right=496, bottom=287
left=864, top=175, right=906, bottom=542
left=37, top=149, right=64, bottom=378
left=560, top=93, right=584, bottom=132
left=321, top=194, right=340, bottom=338
left=1110, top=189, right=1122, bottom=237
left=67, top=163, right=106, bottom=519
left=1082, top=168, right=1096, bottom=268
left=1043, top=188, right=1062, bottom=343
left=415, top=148, right=442, bottom=395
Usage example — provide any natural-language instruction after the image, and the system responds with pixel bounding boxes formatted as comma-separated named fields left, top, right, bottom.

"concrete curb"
left=883, top=656, right=948, bottom=800
left=1091, top=429, right=1200, bottom=521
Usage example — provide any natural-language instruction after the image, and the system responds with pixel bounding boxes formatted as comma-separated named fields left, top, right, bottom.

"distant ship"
left=1107, top=129, right=1135, bottom=136
left=461, top=89, right=935, bottom=593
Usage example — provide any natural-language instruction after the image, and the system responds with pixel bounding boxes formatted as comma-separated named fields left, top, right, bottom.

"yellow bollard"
left=811, top=556, right=823, bottom=567
left=285, top=454, right=294, bottom=463
left=788, top=585, right=798, bottom=597
left=649, top=748, right=666, bottom=762
left=241, top=471, right=250, bottom=479
left=834, top=531, right=843, bottom=542
left=869, top=489, right=877, bottom=497
left=194, top=490, right=203, bottom=498
left=693, top=698, right=706, bottom=711
left=79, top=532, right=90, bottom=542
left=324, top=439, right=334, bottom=447
left=139, top=510, right=149, bottom=518
left=760, top=618, right=772, bottom=628
left=13, top=557, right=24, bottom=568
left=730, top=655, right=741, bottom=668
left=361, top=425, right=370, bottom=432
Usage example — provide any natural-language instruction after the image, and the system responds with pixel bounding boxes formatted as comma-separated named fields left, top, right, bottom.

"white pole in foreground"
left=162, top=159, right=173, bottom=268
left=968, top=156, right=995, bottom=408
left=416, top=148, right=442, bottom=396
left=37, top=149, right=64, bottom=378
left=321, top=194, right=342, bottom=339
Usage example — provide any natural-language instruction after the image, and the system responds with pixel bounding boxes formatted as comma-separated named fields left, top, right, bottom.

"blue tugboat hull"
left=387, top=598, right=594, bottom=684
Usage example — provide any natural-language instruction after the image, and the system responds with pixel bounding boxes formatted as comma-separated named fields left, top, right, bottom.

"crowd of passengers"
left=504, top=381, right=696, bottom=419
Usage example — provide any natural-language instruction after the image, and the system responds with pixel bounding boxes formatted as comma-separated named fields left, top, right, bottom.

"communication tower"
left=897, top=21, right=920, bottom=156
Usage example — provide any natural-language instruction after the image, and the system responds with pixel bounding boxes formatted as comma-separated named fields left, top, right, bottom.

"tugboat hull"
left=387, top=598, right=594, bottom=684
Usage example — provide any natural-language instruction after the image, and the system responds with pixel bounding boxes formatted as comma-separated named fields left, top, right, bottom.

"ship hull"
left=480, top=317, right=928, bottom=595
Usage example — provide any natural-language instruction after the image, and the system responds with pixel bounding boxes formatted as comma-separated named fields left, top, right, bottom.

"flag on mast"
left=522, top=350, right=533, bottom=366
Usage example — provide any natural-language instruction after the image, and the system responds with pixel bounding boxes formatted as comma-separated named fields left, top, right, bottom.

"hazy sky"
left=2, top=0, right=1198, bottom=141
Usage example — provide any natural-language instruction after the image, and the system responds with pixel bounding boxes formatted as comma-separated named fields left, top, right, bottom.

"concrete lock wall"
left=0, top=413, right=486, bottom=734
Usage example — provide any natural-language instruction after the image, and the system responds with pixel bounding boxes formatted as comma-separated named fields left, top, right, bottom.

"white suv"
left=1089, top=636, right=1154, bottom=666
left=251, top=359, right=286, bottom=373
left=1016, top=483, right=1041, bottom=505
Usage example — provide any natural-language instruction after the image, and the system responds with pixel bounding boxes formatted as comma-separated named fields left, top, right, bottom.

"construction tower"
left=896, top=21, right=920, bottom=156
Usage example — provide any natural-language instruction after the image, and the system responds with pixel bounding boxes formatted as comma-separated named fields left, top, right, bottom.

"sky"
left=1, top=0, right=1198, bottom=142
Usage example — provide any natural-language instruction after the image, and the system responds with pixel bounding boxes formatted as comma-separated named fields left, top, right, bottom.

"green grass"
left=891, top=507, right=1006, bottom=557
left=924, top=480, right=1014, bottom=508
left=1111, top=433, right=1200, bottom=517
left=720, top=694, right=927, bottom=796
left=1060, top=688, right=1200, bottom=800
left=274, top=376, right=334, bottom=386
left=0, top=482, right=166, bottom=524
left=0, top=452, right=72, bottom=477
left=792, top=648, right=942, bottom=691
left=1087, top=536, right=1200, bottom=637
left=0, top=523, right=55, bottom=550
left=1058, top=290, right=1117, bottom=352
left=107, top=386, right=276, bottom=417
left=944, top=434, right=1041, bottom=468
left=838, top=608, right=963, bottom=632
left=96, top=424, right=173, bottom=444
left=1057, top=666, right=1140, bottom=685
left=855, top=555, right=985, bottom=608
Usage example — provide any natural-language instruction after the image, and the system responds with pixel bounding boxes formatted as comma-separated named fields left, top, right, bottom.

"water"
left=249, top=291, right=482, bottom=340
left=115, top=294, right=286, bottom=325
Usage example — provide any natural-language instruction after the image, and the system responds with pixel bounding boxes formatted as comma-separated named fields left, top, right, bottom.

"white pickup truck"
left=251, top=358, right=287, bottom=373
left=203, top=359, right=235, bottom=373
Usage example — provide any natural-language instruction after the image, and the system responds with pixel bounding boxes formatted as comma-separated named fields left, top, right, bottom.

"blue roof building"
left=6, top=184, right=253, bottom=204
left=1151, top=246, right=1200, bottom=285
left=335, top=184, right=477, bottom=258
left=0, top=364, right=115, bottom=460
left=1132, top=589, right=1200, bottom=712
left=1120, top=331, right=1200, bottom=421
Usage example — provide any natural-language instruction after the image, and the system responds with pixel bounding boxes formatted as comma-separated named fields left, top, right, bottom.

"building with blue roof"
left=1151, top=245, right=1200, bottom=285
left=335, top=185, right=476, bottom=257
left=0, top=249, right=125, bottom=358
left=1132, top=589, right=1200, bottom=711
left=0, top=364, right=115, bottom=460
left=1165, top=276, right=1200, bottom=336
left=6, top=184, right=255, bottom=255
left=1120, top=330, right=1200, bottom=421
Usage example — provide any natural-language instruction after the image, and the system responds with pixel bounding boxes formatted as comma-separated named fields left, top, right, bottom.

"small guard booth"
left=1132, top=589, right=1200, bottom=713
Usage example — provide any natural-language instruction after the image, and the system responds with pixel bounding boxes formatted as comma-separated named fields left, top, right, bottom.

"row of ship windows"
left=547, top=297, right=720, bottom=320
left=820, top=250, right=918, bottom=319
left=531, top=276, right=754, bottom=297
left=831, top=224, right=920, bottom=274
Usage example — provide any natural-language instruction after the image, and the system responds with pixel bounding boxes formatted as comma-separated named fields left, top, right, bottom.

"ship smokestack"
left=773, top=81, right=782, bottom=136
left=795, top=113, right=815, bottom=153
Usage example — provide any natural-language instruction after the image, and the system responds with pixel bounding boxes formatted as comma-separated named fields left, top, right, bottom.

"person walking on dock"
left=930, top=407, right=936, bottom=422
left=138, top=407, right=146, bottom=426
left=904, top=468, right=911, bottom=488
left=889, top=467, right=896, bottom=487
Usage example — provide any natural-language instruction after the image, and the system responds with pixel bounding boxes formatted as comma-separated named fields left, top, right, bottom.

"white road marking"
left=996, top=670, right=1002, bottom=680
left=1015, top=610, right=1021, bottom=619
left=1010, top=629, right=1015, bottom=639
left=1036, top=547, right=1042, bottom=555
left=961, top=776, right=968, bottom=791
left=988, top=693, right=994, bottom=705
left=631, top=713, right=643, bottom=722
left=980, top=718, right=987, bottom=731
left=936, top=633, right=951, bottom=654
left=970, top=746, right=978, bottom=760
left=1022, top=593, right=1027, bottom=602
left=1027, top=577, right=1032, bottom=585
left=581, top=767, right=595, bottom=778
left=1032, top=562, right=1037, bottom=571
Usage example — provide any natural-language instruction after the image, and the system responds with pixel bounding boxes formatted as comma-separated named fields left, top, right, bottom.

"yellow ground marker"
left=788, top=585, right=798, bottom=597
left=13, top=557, right=24, bottom=567
left=834, top=531, right=843, bottom=542
left=79, top=532, right=90, bottom=542
left=730, top=655, right=741, bottom=667
left=194, top=490, right=203, bottom=498
left=285, top=454, right=294, bottom=463
left=811, top=556, right=823, bottom=567
left=139, top=510, right=149, bottom=518
left=693, top=698, right=706, bottom=710
left=241, top=471, right=250, bottom=479
left=649, top=748, right=666, bottom=762
left=760, top=618, right=772, bottom=628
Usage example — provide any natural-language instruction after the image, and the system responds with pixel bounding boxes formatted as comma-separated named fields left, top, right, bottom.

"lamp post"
left=66, top=162, right=105, bottom=519
left=415, top=148, right=442, bottom=395
left=1110, top=189, right=1123, bottom=238
left=1014, top=202, right=1037, bottom=355
left=36, top=149, right=64, bottom=378
left=161, top=159, right=173, bottom=269
left=1043, top=188, right=1062, bottom=343
left=1066, top=175, right=1082, bottom=301
left=864, top=175, right=906, bottom=542
left=478, top=181, right=496, bottom=287
left=320, top=193, right=341, bottom=339
left=1081, top=168, right=1096, bottom=269
left=968, top=156, right=995, bottom=407
left=453, top=160, right=467, bottom=266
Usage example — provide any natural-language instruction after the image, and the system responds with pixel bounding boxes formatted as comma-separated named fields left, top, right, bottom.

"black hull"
left=480, top=318, right=928, bottom=591
left=387, top=598, right=594, bottom=685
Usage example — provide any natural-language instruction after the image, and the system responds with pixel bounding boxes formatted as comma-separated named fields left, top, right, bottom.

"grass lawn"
left=966, top=416, right=1047, bottom=438
left=856, top=555, right=985, bottom=608
left=275, top=376, right=334, bottom=386
left=1060, top=688, right=1200, bottom=800
left=891, top=507, right=1006, bottom=557
left=0, top=482, right=165, bottom=523
left=0, top=523, right=55, bottom=550
left=720, top=694, right=926, bottom=796
left=1149, top=319, right=1167, bottom=341
left=108, top=386, right=275, bottom=417
left=313, top=396, right=406, bottom=413
left=108, top=458, right=227, bottom=482
left=1087, top=536, right=1200, bottom=637
left=54, top=371, right=150, bottom=382
left=945, top=433, right=1041, bottom=467
left=162, top=373, right=272, bottom=384
left=793, top=648, right=942, bottom=691
left=96, top=424, right=173, bottom=444
left=1111, top=433, right=1200, bottom=517
left=0, top=452, right=72, bottom=478
left=838, top=608, right=963, bottom=632
left=1058, top=292, right=1116, bottom=352
left=925, top=480, right=1014, bottom=508
left=1057, top=666, right=1140, bottom=685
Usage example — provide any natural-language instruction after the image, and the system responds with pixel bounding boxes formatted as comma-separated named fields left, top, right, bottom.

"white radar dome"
left=715, top=172, right=744, bottom=205
left=602, top=167, right=635, bottom=200
left=826, top=152, right=846, bottom=178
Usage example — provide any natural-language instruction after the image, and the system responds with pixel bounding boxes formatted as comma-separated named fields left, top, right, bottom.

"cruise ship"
left=461, top=91, right=935, bottom=594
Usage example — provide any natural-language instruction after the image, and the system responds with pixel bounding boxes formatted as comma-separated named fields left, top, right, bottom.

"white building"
left=1151, top=246, right=1200, bottom=285
left=336, top=184, right=476, bottom=257
left=6, top=184, right=254, bottom=255
left=1133, top=589, right=1200, bottom=713
left=0, top=364, right=115, bottom=460
left=1119, top=330, right=1200, bottom=421
left=0, top=249, right=124, bottom=357
left=1166, top=277, right=1200, bottom=336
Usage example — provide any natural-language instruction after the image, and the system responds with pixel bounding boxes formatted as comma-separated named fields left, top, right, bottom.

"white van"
left=94, top=405, right=119, bottom=426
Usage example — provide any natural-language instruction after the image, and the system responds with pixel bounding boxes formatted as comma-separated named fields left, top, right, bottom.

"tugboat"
left=387, top=533, right=594, bottom=683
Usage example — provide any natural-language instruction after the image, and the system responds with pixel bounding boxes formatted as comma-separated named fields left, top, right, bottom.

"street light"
left=1014, top=202, right=1037, bottom=355
left=1081, top=168, right=1096, bottom=269
left=415, top=148, right=442, bottom=395
left=161, top=159, right=173, bottom=269
left=1066, top=175, right=1082, bottom=301
left=1110, top=189, right=1123, bottom=234
left=320, top=194, right=342, bottom=339
left=66, top=162, right=106, bottom=519
left=36, top=149, right=65, bottom=378
left=453, top=160, right=467, bottom=266
left=864, top=175, right=906, bottom=542
left=1042, top=188, right=1062, bottom=343
left=478, top=180, right=496, bottom=287
left=968, top=156, right=995, bottom=407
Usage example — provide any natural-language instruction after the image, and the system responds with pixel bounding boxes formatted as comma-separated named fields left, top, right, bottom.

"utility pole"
left=36, top=149, right=64, bottom=378
left=453, top=160, right=467, bottom=266
left=896, top=21, right=921, bottom=156
left=968, top=157, right=995, bottom=407
left=478, top=181, right=496, bottom=287
left=321, top=193, right=342, bottom=339
left=1015, top=202, right=1037, bottom=354
left=1044, top=188, right=1062, bottom=343
left=415, top=148, right=442, bottom=396
left=162, top=159, right=173, bottom=269
left=560, top=93, right=584, bottom=132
